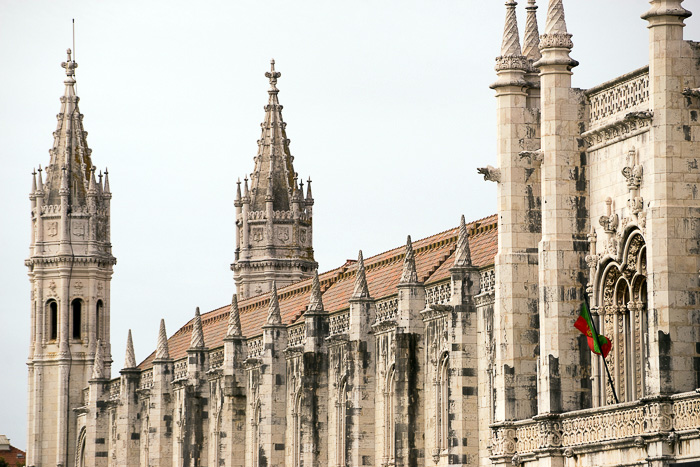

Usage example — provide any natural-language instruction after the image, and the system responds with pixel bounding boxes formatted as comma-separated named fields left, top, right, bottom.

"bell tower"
left=25, top=49, right=116, bottom=467
left=232, top=60, right=316, bottom=299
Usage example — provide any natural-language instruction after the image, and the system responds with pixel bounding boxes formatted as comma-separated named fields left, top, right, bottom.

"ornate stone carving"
left=599, top=198, right=618, bottom=256
left=477, top=166, right=501, bottom=183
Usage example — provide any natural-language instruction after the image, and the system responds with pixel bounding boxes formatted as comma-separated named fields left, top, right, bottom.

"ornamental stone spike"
left=544, top=0, right=568, bottom=35
left=523, top=0, right=541, bottom=63
left=124, top=329, right=136, bottom=369
left=155, top=319, right=170, bottom=360
left=31, top=169, right=37, bottom=194
left=103, top=168, right=111, bottom=194
left=190, top=307, right=205, bottom=349
left=308, top=270, right=324, bottom=312
left=37, top=166, right=43, bottom=191
left=267, top=281, right=282, bottom=325
left=501, top=1, right=523, bottom=57
left=227, top=294, right=242, bottom=338
left=92, top=340, right=105, bottom=379
left=454, top=215, right=473, bottom=267
left=352, top=250, right=370, bottom=299
left=399, top=235, right=419, bottom=284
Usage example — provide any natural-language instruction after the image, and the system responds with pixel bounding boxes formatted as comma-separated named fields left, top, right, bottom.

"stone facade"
left=25, top=1, right=700, bottom=466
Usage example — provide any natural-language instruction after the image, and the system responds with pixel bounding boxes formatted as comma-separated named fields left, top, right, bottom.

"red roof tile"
left=138, top=214, right=498, bottom=369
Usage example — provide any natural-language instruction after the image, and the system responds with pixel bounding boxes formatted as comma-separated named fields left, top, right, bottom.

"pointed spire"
left=523, top=0, right=541, bottom=63
left=307, top=270, right=324, bottom=312
left=399, top=235, right=419, bottom=284
left=92, top=340, right=105, bottom=379
left=352, top=250, right=370, bottom=299
left=45, top=49, right=94, bottom=205
left=37, top=166, right=44, bottom=192
left=31, top=169, right=37, bottom=194
left=454, top=215, right=473, bottom=267
left=501, top=2, right=522, bottom=56
left=88, top=166, right=97, bottom=194
left=235, top=178, right=242, bottom=204
left=248, top=60, right=297, bottom=211
left=306, top=177, right=313, bottom=200
left=227, top=294, right=242, bottom=337
left=544, top=0, right=568, bottom=35
left=155, top=319, right=170, bottom=360
left=103, top=168, right=110, bottom=194
left=267, top=281, right=282, bottom=325
left=190, top=307, right=205, bottom=349
left=495, top=2, right=529, bottom=73
left=243, top=176, right=250, bottom=199
left=124, top=330, right=136, bottom=369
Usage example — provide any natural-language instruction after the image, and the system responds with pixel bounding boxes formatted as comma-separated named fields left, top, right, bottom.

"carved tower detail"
left=25, top=49, right=116, bottom=467
left=232, top=60, right=316, bottom=299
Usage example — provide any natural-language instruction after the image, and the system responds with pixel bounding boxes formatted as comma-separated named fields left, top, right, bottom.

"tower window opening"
left=72, top=299, right=82, bottom=339
left=48, top=301, right=58, bottom=341
left=96, top=300, right=103, bottom=341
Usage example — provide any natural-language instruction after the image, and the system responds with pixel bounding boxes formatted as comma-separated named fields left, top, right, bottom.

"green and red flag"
left=574, top=301, right=612, bottom=358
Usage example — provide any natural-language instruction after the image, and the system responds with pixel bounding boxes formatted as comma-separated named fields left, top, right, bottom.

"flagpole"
left=583, top=294, right=619, bottom=405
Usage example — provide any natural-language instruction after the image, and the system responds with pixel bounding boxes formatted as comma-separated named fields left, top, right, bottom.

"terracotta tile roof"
left=138, top=214, right=497, bottom=369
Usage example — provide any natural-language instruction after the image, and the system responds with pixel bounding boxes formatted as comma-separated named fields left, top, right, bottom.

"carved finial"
left=88, top=166, right=97, bottom=195
left=37, top=166, right=43, bottom=191
left=352, top=250, right=370, bottom=299
left=61, top=48, right=78, bottom=77
left=306, top=177, right=313, bottom=200
left=124, top=330, right=136, bottom=369
left=103, top=168, right=110, bottom=193
left=92, top=340, right=105, bottom=379
left=265, top=59, right=282, bottom=92
left=235, top=178, right=242, bottom=203
left=31, top=169, right=37, bottom=194
left=243, top=176, right=250, bottom=198
left=189, top=307, right=205, bottom=349
left=267, top=281, right=282, bottom=325
left=308, top=270, right=324, bottom=312
left=59, top=165, right=69, bottom=195
left=399, top=235, right=419, bottom=284
left=523, top=0, right=541, bottom=63
left=226, top=294, right=242, bottom=337
left=501, top=2, right=522, bottom=56
left=155, top=319, right=170, bottom=360
left=538, top=0, right=575, bottom=53
left=454, top=215, right=473, bottom=267
left=642, top=0, right=692, bottom=22
left=544, top=0, right=568, bottom=34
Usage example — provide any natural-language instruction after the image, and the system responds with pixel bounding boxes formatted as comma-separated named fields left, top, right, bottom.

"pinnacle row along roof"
left=138, top=214, right=497, bottom=370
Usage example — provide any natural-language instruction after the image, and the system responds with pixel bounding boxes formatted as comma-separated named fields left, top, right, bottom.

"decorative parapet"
left=480, top=268, right=495, bottom=294
left=374, top=297, right=398, bottom=325
left=287, top=323, right=306, bottom=348
left=108, top=379, right=121, bottom=401
left=492, top=392, right=700, bottom=459
left=328, top=311, right=350, bottom=337
left=173, top=358, right=187, bottom=381
left=586, top=67, right=649, bottom=127
left=246, top=336, right=264, bottom=359
left=425, top=282, right=451, bottom=307
left=209, top=347, right=224, bottom=370
left=139, top=369, right=153, bottom=390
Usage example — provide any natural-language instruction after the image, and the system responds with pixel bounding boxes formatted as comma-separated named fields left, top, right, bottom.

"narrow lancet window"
left=72, top=299, right=82, bottom=339
left=48, top=301, right=58, bottom=341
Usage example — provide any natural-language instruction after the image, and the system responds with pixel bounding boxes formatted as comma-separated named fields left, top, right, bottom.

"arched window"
left=384, top=366, right=396, bottom=465
left=96, top=300, right=103, bottom=341
left=596, top=230, right=648, bottom=404
left=437, top=354, right=449, bottom=453
left=71, top=299, right=82, bottom=339
left=48, top=300, right=58, bottom=341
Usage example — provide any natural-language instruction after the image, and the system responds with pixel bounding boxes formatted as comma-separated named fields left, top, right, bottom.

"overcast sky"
left=1, top=0, right=687, bottom=450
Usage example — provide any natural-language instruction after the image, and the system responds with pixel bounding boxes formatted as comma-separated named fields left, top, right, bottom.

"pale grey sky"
left=0, top=0, right=682, bottom=449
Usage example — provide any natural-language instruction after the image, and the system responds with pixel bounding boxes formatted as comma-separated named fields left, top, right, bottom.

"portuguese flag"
left=574, top=301, right=612, bottom=358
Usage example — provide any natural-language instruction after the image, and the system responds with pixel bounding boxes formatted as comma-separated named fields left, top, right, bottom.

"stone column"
left=259, top=322, right=288, bottom=467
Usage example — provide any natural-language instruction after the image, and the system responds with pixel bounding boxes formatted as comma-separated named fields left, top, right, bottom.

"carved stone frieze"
left=582, top=111, right=653, bottom=151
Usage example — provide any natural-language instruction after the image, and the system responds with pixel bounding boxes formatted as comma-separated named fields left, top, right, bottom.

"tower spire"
left=44, top=48, right=94, bottom=205
left=494, top=1, right=529, bottom=75
left=124, top=330, right=136, bottom=369
left=190, top=307, right=205, bottom=349
left=226, top=294, right=242, bottom=337
left=267, top=281, right=282, bottom=325
left=536, top=0, right=577, bottom=69
left=522, top=0, right=541, bottom=63
left=155, top=319, right=170, bottom=360
left=399, top=235, right=419, bottom=284
left=352, top=250, right=370, bottom=299
left=91, top=340, right=105, bottom=379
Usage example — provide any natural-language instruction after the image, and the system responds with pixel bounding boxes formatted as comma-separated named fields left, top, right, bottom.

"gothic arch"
left=594, top=229, right=648, bottom=404
left=75, top=426, right=87, bottom=467
left=292, top=388, right=303, bottom=467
